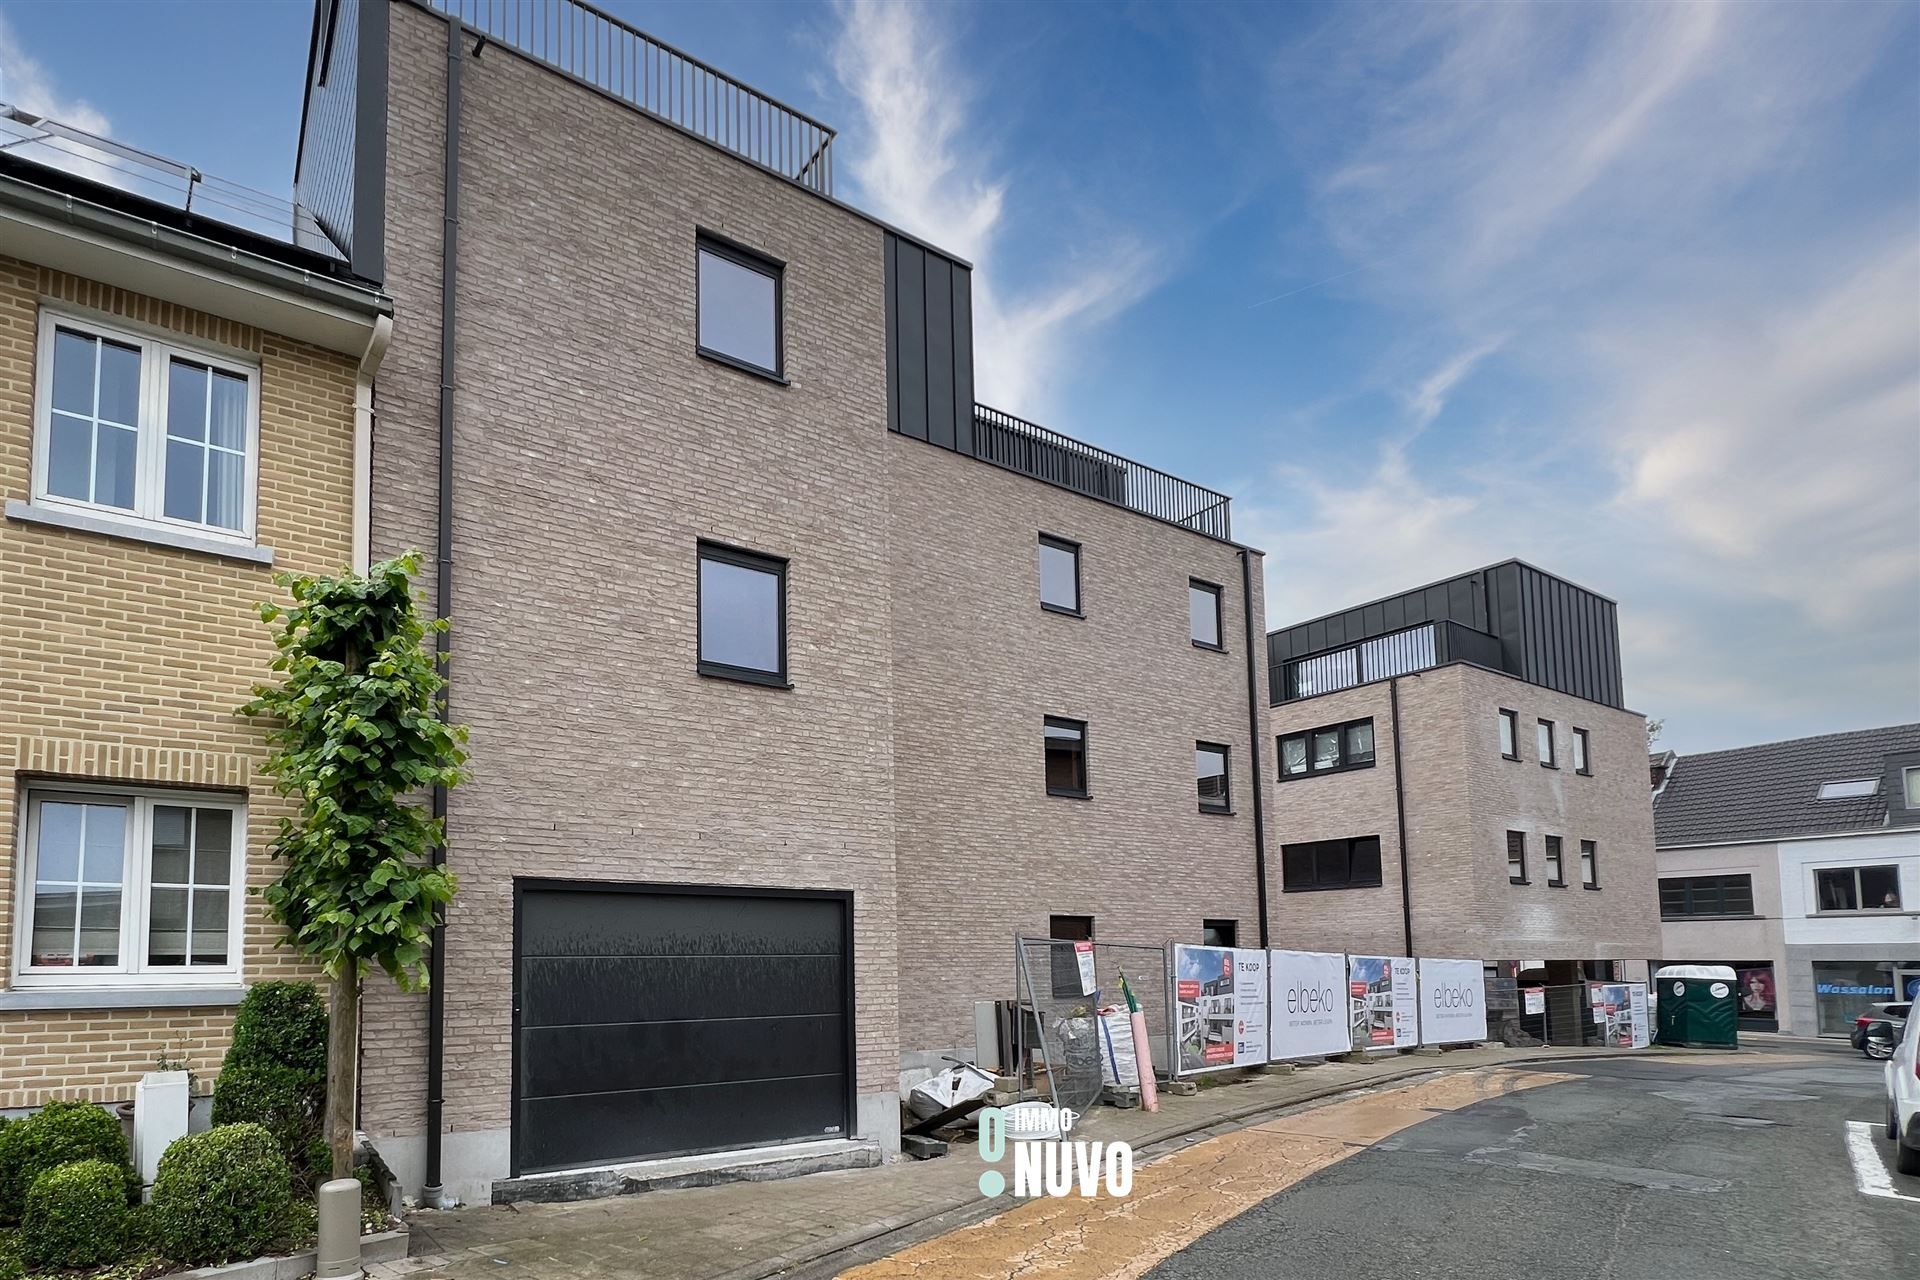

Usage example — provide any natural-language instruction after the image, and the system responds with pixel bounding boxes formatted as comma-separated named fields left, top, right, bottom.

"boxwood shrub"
left=0, top=1099, right=133, bottom=1224
left=150, top=1124, right=292, bottom=1267
left=226, top=982, right=328, bottom=1075
left=20, top=1159, right=132, bottom=1271
left=215, top=983, right=328, bottom=1189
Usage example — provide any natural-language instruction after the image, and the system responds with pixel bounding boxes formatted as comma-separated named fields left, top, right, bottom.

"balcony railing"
left=1275, top=619, right=1508, bottom=701
left=973, top=405, right=1233, bottom=540
left=430, top=0, right=835, bottom=194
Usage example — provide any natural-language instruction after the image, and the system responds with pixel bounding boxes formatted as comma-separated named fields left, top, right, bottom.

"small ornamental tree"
left=243, top=554, right=468, bottom=1178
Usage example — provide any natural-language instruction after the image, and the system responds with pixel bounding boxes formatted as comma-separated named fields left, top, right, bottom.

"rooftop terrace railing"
left=430, top=0, right=835, bottom=194
left=973, top=404, right=1233, bottom=541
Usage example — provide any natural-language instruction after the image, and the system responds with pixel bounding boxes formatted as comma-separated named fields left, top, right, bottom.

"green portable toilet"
left=1654, top=964, right=1739, bottom=1049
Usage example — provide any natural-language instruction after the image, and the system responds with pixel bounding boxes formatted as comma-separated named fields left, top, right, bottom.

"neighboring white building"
left=1654, top=724, right=1920, bottom=1038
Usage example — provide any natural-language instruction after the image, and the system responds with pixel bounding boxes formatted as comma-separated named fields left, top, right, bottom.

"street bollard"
left=315, top=1177, right=363, bottom=1279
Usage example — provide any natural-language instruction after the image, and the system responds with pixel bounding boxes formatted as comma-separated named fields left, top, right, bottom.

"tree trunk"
left=328, top=967, right=361, bottom=1181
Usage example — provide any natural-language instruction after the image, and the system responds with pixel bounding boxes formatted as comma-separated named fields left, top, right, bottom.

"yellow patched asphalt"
left=841, top=1067, right=1578, bottom=1280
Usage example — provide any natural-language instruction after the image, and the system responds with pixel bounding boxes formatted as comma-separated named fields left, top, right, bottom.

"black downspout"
left=1239, top=550, right=1271, bottom=949
left=423, top=17, right=462, bottom=1207
left=1390, top=677, right=1413, bottom=957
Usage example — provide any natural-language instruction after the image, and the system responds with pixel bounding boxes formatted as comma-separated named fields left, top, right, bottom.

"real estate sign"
left=1172, top=945, right=1270, bottom=1074
left=1588, top=982, right=1650, bottom=1048
left=1348, top=955, right=1417, bottom=1050
left=1417, top=958, right=1488, bottom=1045
left=1267, top=949, right=1350, bottom=1059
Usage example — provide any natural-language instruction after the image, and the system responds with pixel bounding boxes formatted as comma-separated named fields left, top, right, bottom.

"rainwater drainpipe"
left=1239, top=549, right=1271, bottom=948
left=423, top=16, right=464, bottom=1210
left=1390, top=677, right=1414, bottom=957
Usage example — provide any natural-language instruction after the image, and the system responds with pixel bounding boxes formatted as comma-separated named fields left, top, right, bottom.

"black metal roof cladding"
left=1653, top=722, right=1920, bottom=847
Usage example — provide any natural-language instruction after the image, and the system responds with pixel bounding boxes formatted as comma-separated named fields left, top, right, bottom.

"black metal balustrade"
left=973, top=404, right=1233, bottom=540
left=430, top=0, right=835, bottom=194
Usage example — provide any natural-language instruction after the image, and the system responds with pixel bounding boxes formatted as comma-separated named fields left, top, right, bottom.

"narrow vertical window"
left=1572, top=727, right=1591, bottom=775
left=696, top=235, right=783, bottom=378
left=1280, top=734, right=1308, bottom=776
left=1189, top=580, right=1223, bottom=649
left=1196, top=742, right=1231, bottom=812
left=1580, top=840, right=1599, bottom=888
left=1544, top=836, right=1564, bottom=886
left=1537, top=719, right=1557, bottom=767
left=1044, top=717, right=1089, bottom=797
left=1507, top=831, right=1528, bottom=885
left=1039, top=535, right=1081, bottom=614
left=697, top=542, right=788, bottom=686
left=1499, top=709, right=1518, bottom=760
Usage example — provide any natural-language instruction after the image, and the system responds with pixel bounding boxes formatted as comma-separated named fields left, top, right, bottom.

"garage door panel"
left=519, top=1073, right=847, bottom=1175
left=520, top=891, right=843, bottom=958
left=520, top=953, right=844, bottom=1026
left=520, top=1012, right=848, bottom=1097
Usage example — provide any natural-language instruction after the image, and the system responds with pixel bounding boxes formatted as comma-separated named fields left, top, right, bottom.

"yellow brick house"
left=0, top=108, right=390, bottom=1109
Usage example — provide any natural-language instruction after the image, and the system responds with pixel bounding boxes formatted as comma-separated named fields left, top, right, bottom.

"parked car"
left=1885, top=1011, right=1920, bottom=1175
left=1852, top=1002, right=1910, bottom=1059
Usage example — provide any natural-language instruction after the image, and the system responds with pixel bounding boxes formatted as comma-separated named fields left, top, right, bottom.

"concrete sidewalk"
left=378, top=1045, right=1662, bottom=1280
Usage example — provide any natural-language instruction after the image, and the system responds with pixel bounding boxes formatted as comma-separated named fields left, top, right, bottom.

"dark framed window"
left=1038, top=535, right=1082, bottom=615
left=1572, top=727, right=1591, bottom=775
left=1499, top=709, right=1519, bottom=760
left=1278, top=718, right=1376, bottom=780
left=1815, top=865, right=1901, bottom=912
left=696, top=541, right=788, bottom=687
left=1544, top=836, right=1564, bottom=886
left=1202, top=919, right=1237, bottom=949
left=1281, top=837, right=1382, bottom=892
left=1044, top=717, right=1089, bottom=798
left=1537, top=719, right=1557, bottom=768
left=1659, top=875, right=1754, bottom=919
left=1196, top=742, right=1231, bottom=813
left=1506, top=830, right=1528, bottom=884
left=1580, top=840, right=1599, bottom=888
left=696, top=232, right=784, bottom=379
left=1189, top=579, right=1223, bottom=650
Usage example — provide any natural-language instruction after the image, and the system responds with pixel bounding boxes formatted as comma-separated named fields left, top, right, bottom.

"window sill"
left=7, top=500, right=273, bottom=565
left=1509, top=877, right=1530, bottom=886
left=1501, top=753, right=1520, bottom=763
left=697, top=663, right=792, bottom=690
left=1810, top=907, right=1914, bottom=917
left=1576, top=769, right=1593, bottom=777
left=1045, top=789, right=1092, bottom=801
left=1548, top=879, right=1567, bottom=888
left=1582, top=883, right=1602, bottom=891
left=1660, top=913, right=1760, bottom=922
left=1280, top=881, right=1384, bottom=894
left=1198, top=805, right=1236, bottom=817
left=696, top=346, right=789, bottom=386
left=0, top=984, right=247, bottom=1012
left=1041, top=603, right=1085, bottom=619
left=1192, top=640, right=1226, bottom=654
left=1540, top=762, right=1559, bottom=771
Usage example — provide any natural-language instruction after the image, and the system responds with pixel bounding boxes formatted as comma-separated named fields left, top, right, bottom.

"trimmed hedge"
left=151, top=1124, right=292, bottom=1267
left=0, top=1099, right=133, bottom=1224
left=20, top=1159, right=132, bottom=1271
left=226, top=982, right=328, bottom=1076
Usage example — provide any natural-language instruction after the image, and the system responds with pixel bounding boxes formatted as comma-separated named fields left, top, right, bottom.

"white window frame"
left=1907, top=767, right=1920, bottom=809
left=31, top=307, right=262, bottom=546
left=12, top=783, right=247, bottom=990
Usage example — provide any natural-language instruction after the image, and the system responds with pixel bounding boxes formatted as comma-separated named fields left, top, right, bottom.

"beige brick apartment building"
left=1266, top=561, right=1662, bottom=993
left=294, top=0, right=1273, bottom=1203
left=0, top=108, right=390, bottom=1108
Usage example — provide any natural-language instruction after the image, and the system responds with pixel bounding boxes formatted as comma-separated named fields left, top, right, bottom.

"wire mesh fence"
left=1012, top=937, right=1171, bottom=1111
left=1504, top=983, right=1636, bottom=1047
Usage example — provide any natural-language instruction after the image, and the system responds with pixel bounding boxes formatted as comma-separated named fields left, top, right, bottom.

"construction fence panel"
left=1013, top=937, right=1171, bottom=1111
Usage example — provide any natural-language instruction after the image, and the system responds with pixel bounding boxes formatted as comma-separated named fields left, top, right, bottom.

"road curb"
left=762, top=1047, right=1666, bottom=1279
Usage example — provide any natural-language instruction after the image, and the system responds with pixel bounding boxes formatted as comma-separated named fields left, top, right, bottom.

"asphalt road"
left=1146, top=1043, right=1919, bottom=1280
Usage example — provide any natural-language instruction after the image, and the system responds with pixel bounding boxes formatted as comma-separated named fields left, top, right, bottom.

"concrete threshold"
left=490, top=1137, right=883, bottom=1206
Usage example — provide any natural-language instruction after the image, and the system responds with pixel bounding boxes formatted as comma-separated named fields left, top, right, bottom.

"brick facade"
left=0, top=256, right=362, bottom=1109
left=1268, top=662, right=1661, bottom=966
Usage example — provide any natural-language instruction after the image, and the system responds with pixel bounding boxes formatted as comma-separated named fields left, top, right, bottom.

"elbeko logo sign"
left=1429, top=983, right=1477, bottom=1010
left=1285, top=982, right=1340, bottom=1015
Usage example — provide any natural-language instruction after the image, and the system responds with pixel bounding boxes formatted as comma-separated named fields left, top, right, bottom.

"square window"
left=1537, top=719, right=1556, bottom=767
left=1572, top=728, right=1591, bottom=775
left=1189, top=580, right=1223, bottom=649
left=1580, top=840, right=1599, bottom=888
left=696, top=236, right=782, bottom=377
left=1311, top=729, right=1341, bottom=771
left=15, top=787, right=244, bottom=987
left=697, top=542, right=788, bottom=686
left=1544, top=836, right=1564, bottom=885
left=1280, top=734, right=1308, bottom=776
left=1202, top=919, right=1237, bottom=949
left=32, top=314, right=259, bottom=544
left=1039, top=535, right=1081, bottom=614
left=1506, top=830, right=1528, bottom=884
left=1499, top=709, right=1519, bottom=760
left=1196, top=742, right=1231, bottom=812
left=1045, top=717, right=1088, bottom=798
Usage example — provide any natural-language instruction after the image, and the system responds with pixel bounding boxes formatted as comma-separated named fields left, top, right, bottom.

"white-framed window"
left=32, top=309, right=261, bottom=545
left=12, top=784, right=246, bottom=988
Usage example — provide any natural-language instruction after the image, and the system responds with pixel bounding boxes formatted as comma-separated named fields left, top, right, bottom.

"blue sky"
left=3, top=0, right=1916, bottom=754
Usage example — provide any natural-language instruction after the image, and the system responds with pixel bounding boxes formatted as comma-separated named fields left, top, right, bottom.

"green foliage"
left=21, top=1160, right=132, bottom=1271
left=149, top=1125, right=292, bottom=1267
left=242, top=554, right=468, bottom=988
left=211, top=1064, right=325, bottom=1193
left=0, top=1227, right=21, bottom=1280
left=226, top=981, right=328, bottom=1075
left=0, top=1100, right=132, bottom=1225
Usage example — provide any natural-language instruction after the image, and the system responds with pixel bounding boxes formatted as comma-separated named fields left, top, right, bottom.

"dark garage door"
left=513, top=883, right=852, bottom=1175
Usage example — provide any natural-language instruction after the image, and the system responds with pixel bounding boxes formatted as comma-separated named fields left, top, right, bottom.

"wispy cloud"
left=0, top=11, right=109, bottom=133
left=826, top=0, right=1160, bottom=416
left=1250, top=0, right=1919, bottom=750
